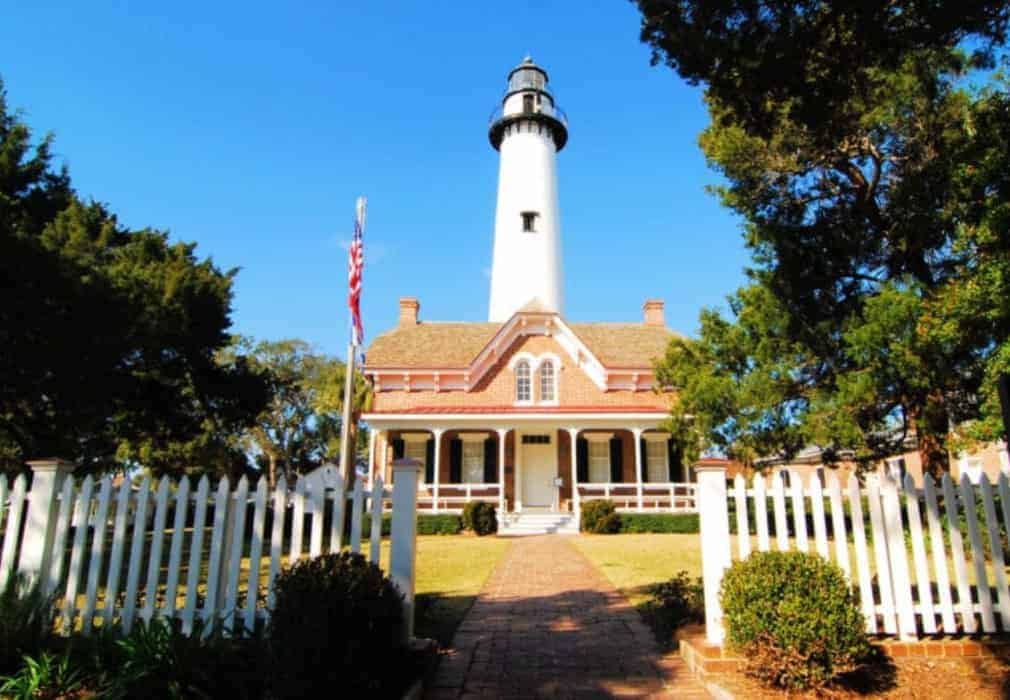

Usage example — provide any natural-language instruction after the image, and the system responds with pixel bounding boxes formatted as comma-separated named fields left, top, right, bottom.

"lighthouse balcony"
left=488, top=103, right=569, bottom=151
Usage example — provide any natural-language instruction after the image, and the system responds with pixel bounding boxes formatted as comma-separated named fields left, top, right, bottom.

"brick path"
left=426, top=536, right=710, bottom=699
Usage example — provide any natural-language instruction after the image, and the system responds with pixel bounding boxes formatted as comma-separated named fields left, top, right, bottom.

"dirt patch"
left=714, top=656, right=1010, bottom=698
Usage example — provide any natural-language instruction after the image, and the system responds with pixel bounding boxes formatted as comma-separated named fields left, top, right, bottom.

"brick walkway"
left=426, top=536, right=710, bottom=699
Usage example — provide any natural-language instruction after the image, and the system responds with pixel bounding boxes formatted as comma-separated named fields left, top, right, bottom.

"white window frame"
left=644, top=437, right=669, bottom=483
left=515, top=360, right=532, bottom=404
left=459, top=433, right=489, bottom=484
left=585, top=432, right=613, bottom=483
left=401, top=432, right=430, bottom=484
left=538, top=360, right=557, bottom=404
left=588, top=442, right=610, bottom=483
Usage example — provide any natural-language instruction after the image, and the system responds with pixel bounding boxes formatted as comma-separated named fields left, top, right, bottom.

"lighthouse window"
left=521, top=211, right=538, bottom=232
left=523, top=94, right=534, bottom=113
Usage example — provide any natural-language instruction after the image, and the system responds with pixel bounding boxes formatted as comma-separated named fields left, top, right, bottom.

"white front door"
left=521, top=432, right=556, bottom=508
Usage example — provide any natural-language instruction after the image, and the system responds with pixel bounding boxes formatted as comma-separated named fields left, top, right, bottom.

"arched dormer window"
left=515, top=360, right=531, bottom=402
left=539, top=360, right=556, bottom=402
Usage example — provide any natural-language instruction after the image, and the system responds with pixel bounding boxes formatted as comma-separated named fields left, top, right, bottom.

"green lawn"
left=376, top=535, right=511, bottom=646
left=572, top=533, right=702, bottom=607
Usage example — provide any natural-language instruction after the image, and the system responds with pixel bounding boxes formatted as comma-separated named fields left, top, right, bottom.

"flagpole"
left=339, top=196, right=366, bottom=482
left=339, top=342, right=356, bottom=482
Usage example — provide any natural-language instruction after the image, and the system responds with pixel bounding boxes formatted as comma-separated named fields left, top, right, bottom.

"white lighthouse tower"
left=487, top=57, right=568, bottom=322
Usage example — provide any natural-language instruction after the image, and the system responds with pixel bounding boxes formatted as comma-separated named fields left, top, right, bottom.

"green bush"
left=268, top=551, right=408, bottom=698
left=462, top=502, right=498, bottom=535
left=101, top=618, right=267, bottom=700
left=619, top=513, right=699, bottom=533
left=0, top=575, right=55, bottom=675
left=580, top=500, right=620, bottom=533
left=641, top=571, right=704, bottom=646
left=721, top=550, right=870, bottom=690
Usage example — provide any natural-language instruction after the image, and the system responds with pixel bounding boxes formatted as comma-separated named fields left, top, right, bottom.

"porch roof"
left=362, top=406, right=669, bottom=431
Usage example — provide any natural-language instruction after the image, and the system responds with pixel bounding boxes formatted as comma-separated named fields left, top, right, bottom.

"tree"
left=237, top=339, right=360, bottom=487
left=638, top=3, right=1010, bottom=475
left=0, top=79, right=270, bottom=474
left=311, top=354, right=373, bottom=470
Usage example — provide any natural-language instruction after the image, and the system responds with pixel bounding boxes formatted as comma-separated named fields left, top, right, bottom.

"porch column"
left=566, top=428, right=580, bottom=517
left=432, top=428, right=444, bottom=514
left=496, top=428, right=508, bottom=516
left=633, top=427, right=644, bottom=512
left=366, top=429, right=378, bottom=490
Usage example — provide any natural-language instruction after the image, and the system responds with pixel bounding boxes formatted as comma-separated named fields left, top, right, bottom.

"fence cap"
left=25, top=458, right=76, bottom=473
left=692, top=464, right=728, bottom=474
left=392, top=457, right=423, bottom=472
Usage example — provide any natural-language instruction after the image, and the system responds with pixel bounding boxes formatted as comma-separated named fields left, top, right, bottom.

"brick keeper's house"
left=359, top=58, right=698, bottom=534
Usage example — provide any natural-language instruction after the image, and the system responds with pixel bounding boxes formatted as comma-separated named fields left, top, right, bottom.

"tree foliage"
left=0, top=79, right=270, bottom=475
left=236, top=339, right=371, bottom=486
left=639, top=3, right=1010, bottom=473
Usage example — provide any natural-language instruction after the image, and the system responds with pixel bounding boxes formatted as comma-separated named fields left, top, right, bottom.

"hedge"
left=360, top=513, right=462, bottom=537
left=618, top=513, right=699, bottom=533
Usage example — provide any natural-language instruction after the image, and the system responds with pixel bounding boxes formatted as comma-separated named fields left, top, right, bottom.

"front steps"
left=498, top=510, right=578, bottom=536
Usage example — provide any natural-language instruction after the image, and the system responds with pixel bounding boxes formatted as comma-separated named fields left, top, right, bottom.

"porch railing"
left=578, top=482, right=697, bottom=513
left=413, top=482, right=503, bottom=514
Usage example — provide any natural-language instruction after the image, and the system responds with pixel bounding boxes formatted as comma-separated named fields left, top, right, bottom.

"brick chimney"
left=643, top=299, right=665, bottom=327
left=399, top=297, right=420, bottom=327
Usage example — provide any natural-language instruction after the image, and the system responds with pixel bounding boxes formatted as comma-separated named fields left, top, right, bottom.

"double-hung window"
left=588, top=441, right=610, bottom=483
left=463, top=441, right=484, bottom=483
left=515, top=361, right=531, bottom=402
left=645, top=439, right=668, bottom=482
left=539, top=360, right=555, bottom=402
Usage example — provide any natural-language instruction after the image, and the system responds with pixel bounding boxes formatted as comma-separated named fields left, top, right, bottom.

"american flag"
left=348, top=196, right=366, bottom=347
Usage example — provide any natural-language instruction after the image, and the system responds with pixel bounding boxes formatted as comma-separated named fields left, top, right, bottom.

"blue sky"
left=2, top=1, right=749, bottom=359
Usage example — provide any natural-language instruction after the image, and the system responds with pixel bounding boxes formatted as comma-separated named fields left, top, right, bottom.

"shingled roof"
left=364, top=319, right=680, bottom=369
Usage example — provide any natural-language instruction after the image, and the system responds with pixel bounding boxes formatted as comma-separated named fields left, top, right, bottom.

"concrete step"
left=499, top=512, right=578, bottom=536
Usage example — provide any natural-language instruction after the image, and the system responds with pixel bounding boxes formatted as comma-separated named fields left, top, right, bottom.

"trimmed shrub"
left=462, top=502, right=498, bottom=535
left=721, top=550, right=870, bottom=690
left=641, top=571, right=704, bottom=646
left=269, top=551, right=407, bottom=698
left=580, top=500, right=620, bottom=534
left=418, top=514, right=463, bottom=535
left=360, top=513, right=462, bottom=537
left=619, top=513, right=699, bottom=533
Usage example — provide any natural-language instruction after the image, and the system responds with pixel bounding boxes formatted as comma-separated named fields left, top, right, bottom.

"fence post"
left=22, top=459, right=76, bottom=589
left=390, top=457, right=421, bottom=643
left=696, top=464, right=732, bottom=645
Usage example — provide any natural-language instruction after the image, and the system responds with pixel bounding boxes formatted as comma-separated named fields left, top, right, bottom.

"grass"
left=54, top=526, right=511, bottom=649
left=572, top=533, right=702, bottom=608
left=376, top=535, right=511, bottom=646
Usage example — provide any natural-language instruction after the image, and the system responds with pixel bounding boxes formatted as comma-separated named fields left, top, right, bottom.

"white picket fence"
left=696, top=465, right=1010, bottom=644
left=0, top=458, right=423, bottom=638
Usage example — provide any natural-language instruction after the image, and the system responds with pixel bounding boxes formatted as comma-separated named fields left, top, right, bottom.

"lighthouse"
left=487, top=57, right=568, bottom=322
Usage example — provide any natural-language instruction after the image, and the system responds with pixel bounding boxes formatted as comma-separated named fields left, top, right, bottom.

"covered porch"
left=362, top=411, right=698, bottom=517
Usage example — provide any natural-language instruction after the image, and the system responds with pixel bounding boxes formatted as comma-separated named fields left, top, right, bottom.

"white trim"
left=508, top=351, right=538, bottom=371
